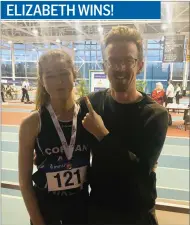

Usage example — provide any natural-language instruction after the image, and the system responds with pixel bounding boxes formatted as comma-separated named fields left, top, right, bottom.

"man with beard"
left=80, top=26, right=168, bottom=224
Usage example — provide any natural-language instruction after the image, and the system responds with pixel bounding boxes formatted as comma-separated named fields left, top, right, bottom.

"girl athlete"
left=18, top=50, right=90, bottom=225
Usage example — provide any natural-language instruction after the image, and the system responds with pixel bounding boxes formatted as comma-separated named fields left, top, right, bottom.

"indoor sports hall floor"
left=1, top=99, right=189, bottom=225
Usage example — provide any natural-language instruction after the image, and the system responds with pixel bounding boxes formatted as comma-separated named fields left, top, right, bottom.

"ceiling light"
left=74, top=48, right=77, bottom=51
left=161, top=24, right=168, bottom=31
left=32, top=29, right=38, bottom=35
left=56, top=39, right=60, bottom=43
left=8, top=40, right=12, bottom=44
left=98, top=26, right=103, bottom=32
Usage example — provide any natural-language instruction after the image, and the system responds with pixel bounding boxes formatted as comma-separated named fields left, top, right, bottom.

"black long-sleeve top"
left=79, top=89, right=168, bottom=213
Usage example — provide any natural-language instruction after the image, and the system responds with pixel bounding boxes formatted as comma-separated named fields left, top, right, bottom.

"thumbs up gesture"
left=82, top=96, right=109, bottom=140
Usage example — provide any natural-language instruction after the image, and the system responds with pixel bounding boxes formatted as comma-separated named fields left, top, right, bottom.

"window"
left=25, top=51, right=37, bottom=61
left=148, top=40, right=160, bottom=44
left=97, top=51, right=103, bottom=61
left=33, top=43, right=45, bottom=49
left=84, top=51, right=90, bottom=61
left=50, top=44, right=58, bottom=49
left=14, top=43, right=25, bottom=49
left=90, top=44, right=97, bottom=50
left=75, top=62, right=85, bottom=70
left=147, top=50, right=160, bottom=57
left=148, top=43, right=161, bottom=49
left=2, top=50, right=11, bottom=61
left=137, top=71, right=144, bottom=80
left=91, top=51, right=96, bottom=57
left=44, top=44, right=50, bottom=48
left=25, top=44, right=33, bottom=50
left=15, top=62, right=25, bottom=77
left=147, top=49, right=163, bottom=61
left=14, top=49, right=25, bottom=56
left=91, top=41, right=97, bottom=44
left=1, top=41, right=10, bottom=47
left=84, top=56, right=90, bottom=61
left=77, top=50, right=85, bottom=57
left=91, top=51, right=96, bottom=61
left=97, top=44, right=101, bottom=50
left=146, top=62, right=169, bottom=80
left=15, top=55, right=25, bottom=61
left=38, top=50, right=47, bottom=57
left=14, top=49, right=25, bottom=61
left=75, top=51, right=85, bottom=61
left=95, top=62, right=103, bottom=70
left=1, top=61, right=12, bottom=77
left=173, top=63, right=184, bottom=80
left=26, top=62, right=37, bottom=77
left=67, top=43, right=73, bottom=49
left=76, top=44, right=85, bottom=50
left=91, top=56, right=96, bottom=61
left=84, top=63, right=93, bottom=75
left=85, top=44, right=90, bottom=50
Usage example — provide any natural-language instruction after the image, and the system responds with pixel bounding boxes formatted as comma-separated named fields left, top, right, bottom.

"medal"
left=47, top=103, right=80, bottom=161
left=65, top=162, right=72, bottom=170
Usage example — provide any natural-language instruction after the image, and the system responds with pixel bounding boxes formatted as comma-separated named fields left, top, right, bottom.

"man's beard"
left=111, top=82, right=128, bottom=92
left=109, top=71, right=134, bottom=92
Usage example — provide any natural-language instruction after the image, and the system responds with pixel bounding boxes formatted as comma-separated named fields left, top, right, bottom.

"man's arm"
left=82, top=96, right=168, bottom=175
left=94, top=110, right=168, bottom=175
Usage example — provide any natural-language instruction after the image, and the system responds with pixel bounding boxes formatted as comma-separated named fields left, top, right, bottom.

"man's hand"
left=82, top=96, right=109, bottom=140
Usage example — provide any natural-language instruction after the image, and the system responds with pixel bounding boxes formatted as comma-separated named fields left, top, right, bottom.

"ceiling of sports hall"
left=1, top=2, right=189, bottom=45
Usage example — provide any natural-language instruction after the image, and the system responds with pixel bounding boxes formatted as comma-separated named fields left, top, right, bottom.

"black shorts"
left=31, top=186, right=89, bottom=225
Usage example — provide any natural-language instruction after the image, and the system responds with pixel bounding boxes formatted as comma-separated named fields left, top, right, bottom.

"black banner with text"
left=163, top=35, right=185, bottom=63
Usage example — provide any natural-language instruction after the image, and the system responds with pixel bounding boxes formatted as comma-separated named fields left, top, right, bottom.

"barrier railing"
left=1, top=182, right=189, bottom=214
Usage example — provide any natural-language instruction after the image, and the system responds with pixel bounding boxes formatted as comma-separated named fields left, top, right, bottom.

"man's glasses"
left=104, top=57, right=138, bottom=71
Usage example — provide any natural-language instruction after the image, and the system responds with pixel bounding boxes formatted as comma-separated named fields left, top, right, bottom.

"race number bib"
left=46, top=166, right=87, bottom=192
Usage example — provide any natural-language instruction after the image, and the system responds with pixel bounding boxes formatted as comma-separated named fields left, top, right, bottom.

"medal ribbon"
left=46, top=103, right=79, bottom=161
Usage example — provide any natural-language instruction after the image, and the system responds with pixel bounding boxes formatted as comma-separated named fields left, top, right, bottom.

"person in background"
left=151, top=82, right=165, bottom=105
left=1, top=83, right=5, bottom=102
left=6, top=84, right=13, bottom=99
left=175, top=83, right=182, bottom=104
left=21, top=79, right=30, bottom=102
left=166, top=80, right=175, bottom=106
left=19, top=50, right=90, bottom=225
left=80, top=26, right=168, bottom=224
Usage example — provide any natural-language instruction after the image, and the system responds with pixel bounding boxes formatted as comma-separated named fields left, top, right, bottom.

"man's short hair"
left=104, top=26, right=143, bottom=61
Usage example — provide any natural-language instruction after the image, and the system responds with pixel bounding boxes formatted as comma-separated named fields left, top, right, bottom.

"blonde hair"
left=156, top=82, right=163, bottom=90
left=35, top=49, right=76, bottom=110
left=104, top=26, right=143, bottom=61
